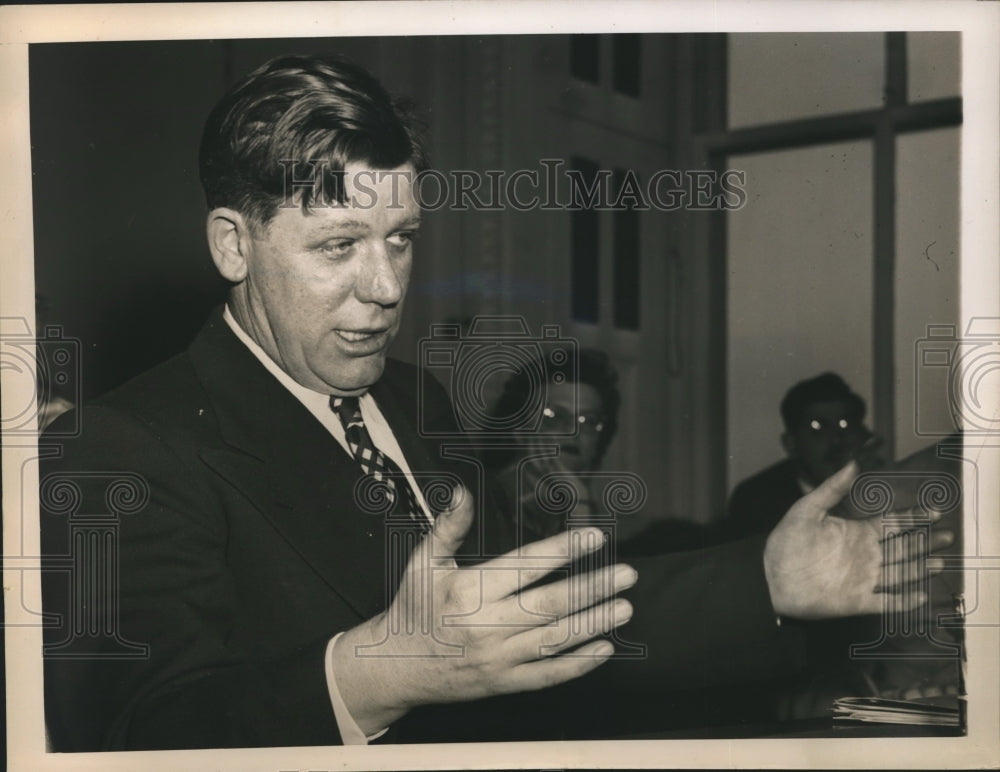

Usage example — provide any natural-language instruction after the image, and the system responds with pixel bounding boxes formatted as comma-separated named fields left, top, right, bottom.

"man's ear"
left=781, top=431, right=797, bottom=459
left=206, top=208, right=252, bottom=283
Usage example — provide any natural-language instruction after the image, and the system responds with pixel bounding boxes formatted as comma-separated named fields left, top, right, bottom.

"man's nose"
left=356, top=243, right=404, bottom=306
left=826, top=430, right=850, bottom=452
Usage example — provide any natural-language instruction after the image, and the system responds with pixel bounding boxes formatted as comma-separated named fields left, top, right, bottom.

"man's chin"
left=323, top=355, right=387, bottom=395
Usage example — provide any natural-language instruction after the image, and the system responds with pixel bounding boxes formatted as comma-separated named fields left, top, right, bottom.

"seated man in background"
left=487, top=347, right=620, bottom=542
left=722, top=372, right=878, bottom=539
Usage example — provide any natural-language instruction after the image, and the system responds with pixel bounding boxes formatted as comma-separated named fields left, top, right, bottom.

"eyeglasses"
left=806, top=417, right=864, bottom=433
left=541, top=405, right=607, bottom=433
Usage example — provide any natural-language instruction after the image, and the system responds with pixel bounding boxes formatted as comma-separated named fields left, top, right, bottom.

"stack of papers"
left=832, top=696, right=962, bottom=727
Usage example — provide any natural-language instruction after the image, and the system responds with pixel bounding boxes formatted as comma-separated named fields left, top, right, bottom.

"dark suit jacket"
left=722, top=458, right=804, bottom=540
left=41, top=309, right=804, bottom=750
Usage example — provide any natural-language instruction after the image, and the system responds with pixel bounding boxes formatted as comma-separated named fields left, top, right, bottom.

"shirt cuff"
left=325, top=634, right=389, bottom=745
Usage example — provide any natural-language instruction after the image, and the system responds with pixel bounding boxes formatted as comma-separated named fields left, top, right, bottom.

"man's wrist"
left=326, top=635, right=385, bottom=744
left=330, top=615, right=410, bottom=737
left=762, top=531, right=792, bottom=619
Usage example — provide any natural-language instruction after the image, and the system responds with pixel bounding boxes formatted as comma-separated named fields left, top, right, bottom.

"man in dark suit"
left=40, top=55, right=948, bottom=751
left=723, top=372, right=876, bottom=539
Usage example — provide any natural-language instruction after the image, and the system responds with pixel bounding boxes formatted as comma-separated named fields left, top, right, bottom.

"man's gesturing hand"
left=333, top=485, right=636, bottom=736
left=763, top=461, right=954, bottom=620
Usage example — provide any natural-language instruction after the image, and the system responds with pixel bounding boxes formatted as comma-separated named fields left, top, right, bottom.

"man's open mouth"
left=334, top=328, right=391, bottom=353
left=336, top=329, right=387, bottom=342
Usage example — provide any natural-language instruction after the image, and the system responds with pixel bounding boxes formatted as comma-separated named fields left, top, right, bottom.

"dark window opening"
left=571, top=156, right=601, bottom=323
left=613, top=169, right=640, bottom=329
left=613, top=35, right=642, bottom=97
left=571, top=35, right=600, bottom=84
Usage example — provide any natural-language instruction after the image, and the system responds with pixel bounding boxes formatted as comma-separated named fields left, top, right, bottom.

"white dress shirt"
left=223, top=306, right=430, bottom=744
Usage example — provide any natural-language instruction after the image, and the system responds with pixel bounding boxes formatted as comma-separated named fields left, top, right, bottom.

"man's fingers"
left=425, top=484, right=475, bottom=566
left=877, top=588, right=929, bottom=612
left=514, top=563, right=638, bottom=621
left=479, top=528, right=608, bottom=599
left=877, top=541, right=923, bottom=590
left=503, top=640, right=615, bottom=694
left=796, top=460, right=859, bottom=520
left=504, top=597, right=633, bottom=662
left=873, top=524, right=955, bottom=592
left=926, top=507, right=946, bottom=524
left=929, top=528, right=955, bottom=552
left=880, top=529, right=954, bottom=565
left=927, top=557, right=948, bottom=575
left=849, top=583, right=929, bottom=615
left=875, top=551, right=948, bottom=593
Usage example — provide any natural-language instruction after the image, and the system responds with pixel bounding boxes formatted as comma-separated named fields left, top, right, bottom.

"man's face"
left=233, top=163, right=419, bottom=394
left=784, top=399, right=870, bottom=486
left=537, top=381, right=606, bottom=473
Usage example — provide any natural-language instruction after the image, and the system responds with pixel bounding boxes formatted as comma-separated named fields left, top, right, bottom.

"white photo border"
left=3, top=2, right=998, bottom=770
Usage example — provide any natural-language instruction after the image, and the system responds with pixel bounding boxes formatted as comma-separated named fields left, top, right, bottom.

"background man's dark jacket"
left=722, top=459, right=803, bottom=540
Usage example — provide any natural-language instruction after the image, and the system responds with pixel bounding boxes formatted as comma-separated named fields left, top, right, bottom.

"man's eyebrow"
left=307, top=216, right=422, bottom=235
left=315, top=218, right=370, bottom=231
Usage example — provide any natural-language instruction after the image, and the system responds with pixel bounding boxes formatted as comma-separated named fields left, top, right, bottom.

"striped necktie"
left=330, top=396, right=425, bottom=525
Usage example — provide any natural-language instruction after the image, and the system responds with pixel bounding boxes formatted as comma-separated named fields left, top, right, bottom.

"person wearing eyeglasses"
left=486, top=347, right=620, bottom=544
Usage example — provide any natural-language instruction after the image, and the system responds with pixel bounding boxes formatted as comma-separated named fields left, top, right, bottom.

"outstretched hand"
left=333, top=484, right=636, bottom=736
left=763, top=461, right=954, bottom=619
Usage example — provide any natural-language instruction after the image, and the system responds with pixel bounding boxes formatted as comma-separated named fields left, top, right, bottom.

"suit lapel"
left=188, top=311, right=397, bottom=620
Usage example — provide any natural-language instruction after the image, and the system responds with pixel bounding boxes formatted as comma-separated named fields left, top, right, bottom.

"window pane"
left=895, top=127, right=960, bottom=457
left=726, top=141, right=874, bottom=490
left=570, top=35, right=600, bottom=84
left=613, top=34, right=641, bottom=97
left=613, top=169, right=640, bottom=329
left=728, top=33, right=885, bottom=128
left=907, top=32, right=961, bottom=103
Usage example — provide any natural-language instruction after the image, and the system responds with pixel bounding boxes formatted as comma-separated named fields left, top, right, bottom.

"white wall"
left=724, top=32, right=960, bottom=494
left=728, top=33, right=884, bottom=129
left=726, top=141, right=875, bottom=489
left=895, top=127, right=961, bottom=457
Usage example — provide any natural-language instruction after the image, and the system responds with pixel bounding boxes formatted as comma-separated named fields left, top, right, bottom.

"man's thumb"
left=428, top=484, right=474, bottom=562
left=796, top=460, right=859, bottom=520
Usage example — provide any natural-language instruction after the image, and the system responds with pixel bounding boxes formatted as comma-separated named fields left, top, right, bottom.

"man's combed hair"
left=199, top=54, right=428, bottom=230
